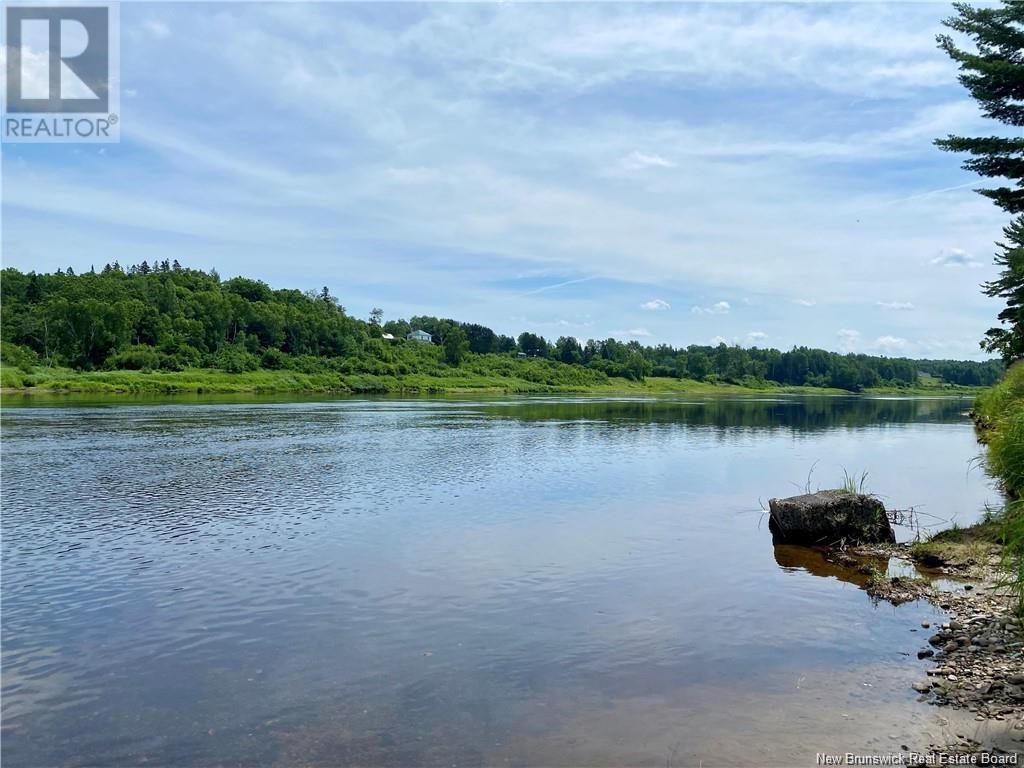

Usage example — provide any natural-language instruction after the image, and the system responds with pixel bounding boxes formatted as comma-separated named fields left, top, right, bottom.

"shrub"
left=0, top=342, right=39, bottom=372
left=107, top=345, right=162, bottom=371
left=976, top=363, right=1024, bottom=613
left=261, top=348, right=285, bottom=369
left=215, top=345, right=259, bottom=373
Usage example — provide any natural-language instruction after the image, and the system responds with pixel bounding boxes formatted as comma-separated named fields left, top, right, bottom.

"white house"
left=407, top=329, right=432, bottom=343
left=380, top=333, right=395, bottom=341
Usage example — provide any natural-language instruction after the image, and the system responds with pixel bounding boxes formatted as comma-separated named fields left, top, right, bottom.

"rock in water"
left=767, top=490, right=895, bottom=546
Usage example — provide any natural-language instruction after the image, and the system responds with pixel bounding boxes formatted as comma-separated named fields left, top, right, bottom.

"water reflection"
left=0, top=394, right=1005, bottom=767
left=773, top=544, right=878, bottom=588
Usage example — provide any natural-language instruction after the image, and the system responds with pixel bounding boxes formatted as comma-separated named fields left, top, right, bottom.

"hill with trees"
left=0, top=263, right=1003, bottom=394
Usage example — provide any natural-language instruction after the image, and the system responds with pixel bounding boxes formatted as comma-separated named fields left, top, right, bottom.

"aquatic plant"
left=840, top=468, right=870, bottom=495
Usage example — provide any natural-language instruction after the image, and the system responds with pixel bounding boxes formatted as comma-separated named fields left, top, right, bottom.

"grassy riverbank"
left=0, top=365, right=836, bottom=395
left=975, top=363, right=1024, bottom=497
left=0, top=365, right=989, bottom=397
left=972, top=363, right=1024, bottom=612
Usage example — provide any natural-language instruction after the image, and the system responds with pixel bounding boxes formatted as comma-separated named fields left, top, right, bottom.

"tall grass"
left=840, top=468, right=870, bottom=494
left=999, top=500, right=1024, bottom=614
left=975, top=362, right=1024, bottom=614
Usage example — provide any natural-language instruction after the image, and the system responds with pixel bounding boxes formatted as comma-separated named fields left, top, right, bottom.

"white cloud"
left=876, top=301, right=915, bottom=311
left=746, top=331, right=768, bottom=345
left=837, top=329, right=862, bottom=353
left=691, top=301, right=731, bottom=315
left=142, top=19, right=171, bottom=39
left=611, top=327, right=652, bottom=337
left=873, top=335, right=910, bottom=354
left=1, top=3, right=1007, bottom=361
left=620, top=151, right=676, bottom=171
left=640, top=298, right=671, bottom=311
left=710, top=335, right=729, bottom=346
left=931, top=248, right=982, bottom=268
left=837, top=330, right=910, bottom=355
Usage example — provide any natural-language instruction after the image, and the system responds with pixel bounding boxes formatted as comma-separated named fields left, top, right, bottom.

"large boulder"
left=768, top=490, right=895, bottom=546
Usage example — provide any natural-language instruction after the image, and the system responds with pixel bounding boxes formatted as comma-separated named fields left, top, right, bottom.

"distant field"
left=0, top=365, right=984, bottom=397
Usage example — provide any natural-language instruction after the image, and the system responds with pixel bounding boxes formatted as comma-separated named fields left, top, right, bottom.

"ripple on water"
left=0, top=396, right=1006, bottom=766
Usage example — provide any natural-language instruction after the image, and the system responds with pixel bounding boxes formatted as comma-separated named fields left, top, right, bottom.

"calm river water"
left=0, top=394, right=1006, bottom=766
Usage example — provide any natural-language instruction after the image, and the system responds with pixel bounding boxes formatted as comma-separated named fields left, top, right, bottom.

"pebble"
left=850, top=544, right=1024, bottom=731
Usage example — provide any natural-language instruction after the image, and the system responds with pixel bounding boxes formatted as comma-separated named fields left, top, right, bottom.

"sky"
left=1, top=1, right=1017, bottom=360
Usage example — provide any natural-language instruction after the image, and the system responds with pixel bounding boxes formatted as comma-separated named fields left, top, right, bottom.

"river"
left=0, top=394, right=1003, bottom=766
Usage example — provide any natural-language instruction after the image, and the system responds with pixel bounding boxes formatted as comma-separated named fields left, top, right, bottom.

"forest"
left=0, top=263, right=1003, bottom=392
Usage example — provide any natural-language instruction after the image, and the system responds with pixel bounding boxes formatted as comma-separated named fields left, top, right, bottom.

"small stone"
left=918, top=649, right=934, bottom=659
left=1008, top=673, right=1024, bottom=685
left=964, top=585, right=974, bottom=591
left=922, top=622, right=931, bottom=629
left=913, top=680, right=932, bottom=693
left=950, top=620, right=963, bottom=630
left=944, top=641, right=959, bottom=653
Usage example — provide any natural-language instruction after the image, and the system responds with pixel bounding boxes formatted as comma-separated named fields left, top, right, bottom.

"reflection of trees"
left=477, top=396, right=973, bottom=432
left=772, top=544, right=881, bottom=588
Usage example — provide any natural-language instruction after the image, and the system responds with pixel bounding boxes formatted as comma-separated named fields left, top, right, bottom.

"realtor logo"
left=3, top=2, right=119, bottom=142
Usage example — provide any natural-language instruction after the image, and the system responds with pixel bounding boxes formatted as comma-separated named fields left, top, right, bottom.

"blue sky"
left=1, top=1, right=1015, bottom=359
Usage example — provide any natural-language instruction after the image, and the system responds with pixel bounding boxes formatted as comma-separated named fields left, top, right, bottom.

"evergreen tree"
left=983, top=217, right=1024, bottom=361
left=26, top=274, right=41, bottom=303
left=936, top=1, right=1024, bottom=214
left=937, top=1, right=1024, bottom=361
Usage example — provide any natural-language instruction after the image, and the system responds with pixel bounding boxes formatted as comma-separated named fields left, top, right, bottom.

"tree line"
left=0, top=264, right=1002, bottom=391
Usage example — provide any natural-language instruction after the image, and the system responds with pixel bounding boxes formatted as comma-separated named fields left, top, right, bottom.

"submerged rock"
left=768, top=490, right=895, bottom=546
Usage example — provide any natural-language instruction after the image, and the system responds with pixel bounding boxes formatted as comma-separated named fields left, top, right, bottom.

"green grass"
left=909, top=518, right=1002, bottom=572
left=975, top=362, right=1024, bottom=497
left=973, top=362, right=1024, bottom=613
left=864, top=384, right=985, bottom=396
left=0, top=365, right=859, bottom=397
left=839, top=468, right=870, bottom=494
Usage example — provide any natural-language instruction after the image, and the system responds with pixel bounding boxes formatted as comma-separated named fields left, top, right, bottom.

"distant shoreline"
left=0, top=367, right=986, bottom=398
